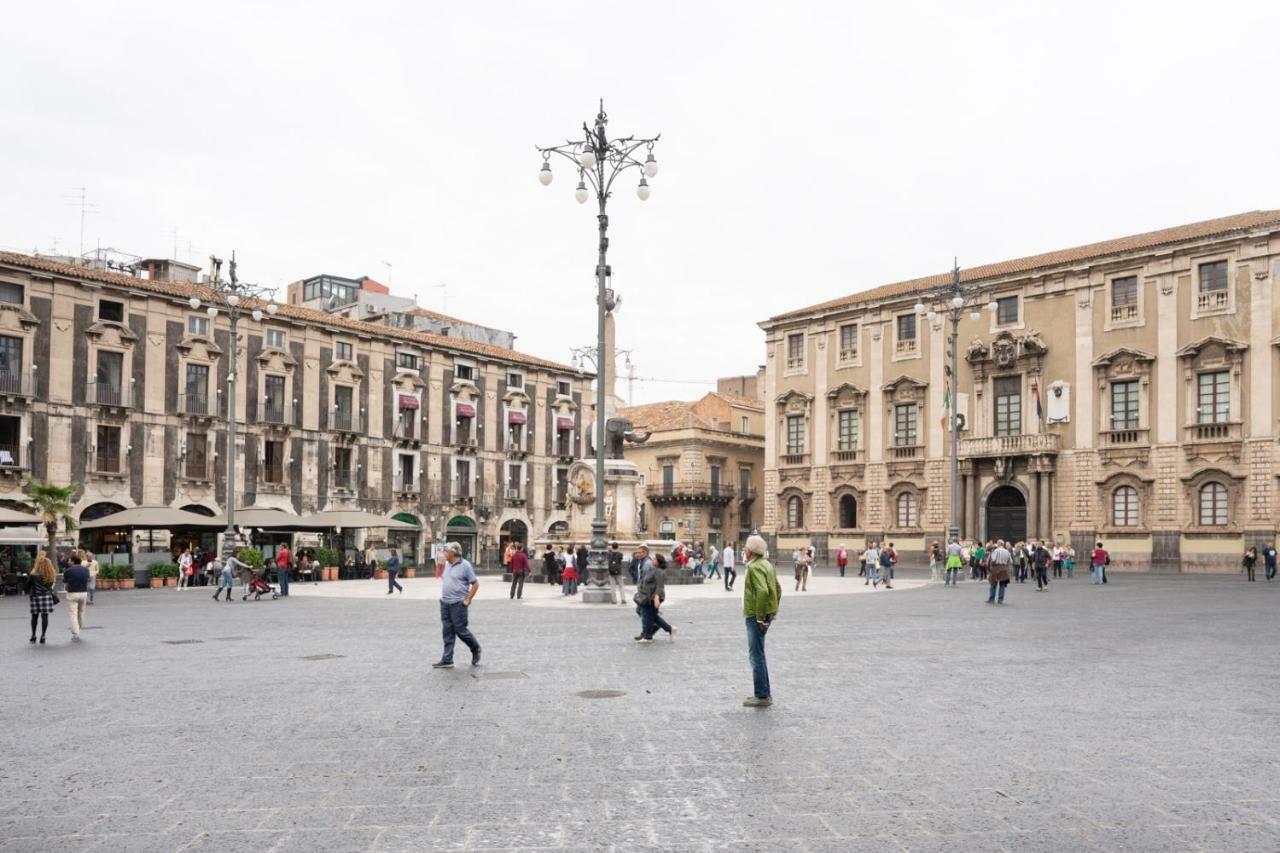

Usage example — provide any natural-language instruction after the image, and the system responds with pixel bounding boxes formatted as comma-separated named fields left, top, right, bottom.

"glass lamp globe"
left=206, top=306, right=218, bottom=318
left=914, top=300, right=925, bottom=315
left=644, top=153, right=659, bottom=177
left=266, top=302, right=278, bottom=315
left=574, top=182, right=589, bottom=204
left=951, top=295, right=964, bottom=309
left=636, top=178, right=651, bottom=200
left=579, top=148, right=596, bottom=170
left=927, top=308, right=938, bottom=322
left=227, top=294, right=240, bottom=307
left=188, top=296, right=200, bottom=310
left=987, top=298, right=999, bottom=313
left=538, top=162, right=553, bottom=186
left=251, top=309, right=263, bottom=322
left=969, top=310, right=981, bottom=321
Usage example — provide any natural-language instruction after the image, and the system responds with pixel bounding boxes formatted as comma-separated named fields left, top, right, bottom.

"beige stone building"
left=620, top=391, right=764, bottom=551
left=760, top=210, right=1280, bottom=572
left=0, top=251, right=591, bottom=567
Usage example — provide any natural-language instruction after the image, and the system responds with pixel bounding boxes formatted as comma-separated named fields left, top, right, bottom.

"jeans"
left=1091, top=563, right=1104, bottom=584
left=839, top=562, right=847, bottom=577
left=945, top=568, right=959, bottom=585
left=746, top=618, right=771, bottom=699
left=639, top=603, right=659, bottom=638
left=1036, top=567, right=1049, bottom=589
left=87, top=578, right=95, bottom=604
left=724, top=567, right=736, bottom=590
left=608, top=574, right=626, bottom=605
left=562, top=579, right=577, bottom=595
left=987, top=580, right=1008, bottom=603
left=67, top=591, right=88, bottom=636
left=439, top=600, right=479, bottom=663
left=1268, top=563, right=1277, bottom=580
left=277, top=567, right=289, bottom=596
left=706, top=563, right=720, bottom=579
left=388, top=570, right=403, bottom=593
left=509, top=572, right=525, bottom=599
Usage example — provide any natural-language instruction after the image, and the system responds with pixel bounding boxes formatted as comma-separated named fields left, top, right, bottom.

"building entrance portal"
left=985, top=485, right=1027, bottom=543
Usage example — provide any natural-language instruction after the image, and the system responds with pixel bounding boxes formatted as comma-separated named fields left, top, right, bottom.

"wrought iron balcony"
left=0, top=444, right=26, bottom=471
left=331, top=409, right=362, bottom=433
left=958, top=433, right=1061, bottom=458
left=393, top=473, right=419, bottom=494
left=178, top=392, right=213, bottom=418
left=86, top=381, right=133, bottom=409
left=393, top=416, right=422, bottom=443
left=646, top=481, right=736, bottom=505
left=0, top=371, right=34, bottom=399
left=262, top=399, right=294, bottom=427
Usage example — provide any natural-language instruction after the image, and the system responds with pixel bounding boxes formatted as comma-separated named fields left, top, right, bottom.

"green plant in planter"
left=316, top=547, right=339, bottom=567
left=147, top=563, right=179, bottom=578
left=236, top=548, right=265, bottom=574
left=96, top=564, right=118, bottom=581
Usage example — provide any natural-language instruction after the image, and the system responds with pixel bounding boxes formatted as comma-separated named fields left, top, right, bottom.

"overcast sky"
left=5, top=1, right=1279, bottom=403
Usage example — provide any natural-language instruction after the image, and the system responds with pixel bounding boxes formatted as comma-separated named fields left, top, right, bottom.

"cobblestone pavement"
left=2, top=570, right=1278, bottom=852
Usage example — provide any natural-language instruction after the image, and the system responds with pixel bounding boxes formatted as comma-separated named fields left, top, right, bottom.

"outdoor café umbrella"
left=0, top=507, right=42, bottom=527
left=77, top=506, right=227, bottom=530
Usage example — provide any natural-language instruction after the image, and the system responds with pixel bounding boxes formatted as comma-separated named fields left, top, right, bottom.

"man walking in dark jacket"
left=509, top=541, right=529, bottom=600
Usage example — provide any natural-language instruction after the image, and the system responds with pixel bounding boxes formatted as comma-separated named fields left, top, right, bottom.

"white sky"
left=4, top=1, right=1278, bottom=403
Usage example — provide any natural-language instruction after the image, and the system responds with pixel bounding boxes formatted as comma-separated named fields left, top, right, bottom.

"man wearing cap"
left=432, top=542, right=481, bottom=669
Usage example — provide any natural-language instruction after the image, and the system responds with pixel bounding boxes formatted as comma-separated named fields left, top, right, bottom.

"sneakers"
left=471, top=651, right=482, bottom=667
left=637, top=638, right=654, bottom=644
left=71, top=635, right=81, bottom=643
left=431, top=660, right=454, bottom=669
left=669, top=627, right=677, bottom=642
left=743, top=696, right=773, bottom=708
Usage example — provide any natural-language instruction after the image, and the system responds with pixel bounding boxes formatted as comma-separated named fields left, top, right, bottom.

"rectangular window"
left=0, top=415, right=20, bottom=467
left=398, top=454, right=415, bottom=489
left=264, top=375, right=287, bottom=423
left=1196, top=371, right=1229, bottom=424
left=265, top=329, right=285, bottom=349
left=661, top=464, right=674, bottom=493
left=333, top=385, right=354, bottom=431
left=0, top=282, right=24, bottom=305
left=304, top=281, right=318, bottom=301
left=838, top=324, right=858, bottom=360
left=894, top=404, right=918, bottom=446
left=507, top=372, right=523, bottom=389
left=993, top=376, right=1022, bottom=437
left=455, top=459, right=471, bottom=497
left=786, top=333, right=804, bottom=369
left=996, top=296, right=1019, bottom=326
left=739, top=467, right=751, bottom=499
left=555, top=467, right=569, bottom=504
left=555, top=425, right=572, bottom=456
left=507, top=463, right=523, bottom=497
left=1199, top=483, right=1228, bottom=526
left=837, top=409, right=860, bottom=450
left=0, top=335, right=22, bottom=382
left=786, top=415, right=805, bottom=454
left=397, top=352, right=418, bottom=370
left=97, top=300, right=125, bottom=322
left=557, top=380, right=571, bottom=396
left=185, top=432, right=208, bottom=478
left=895, top=314, right=917, bottom=355
left=1110, top=276, right=1139, bottom=323
left=710, top=465, right=722, bottom=496
left=95, top=425, right=121, bottom=473
left=187, top=315, right=210, bottom=337
left=263, top=440, right=284, bottom=483
left=455, top=363, right=474, bottom=382
left=739, top=415, right=750, bottom=434
left=94, top=351, right=124, bottom=404
left=335, top=341, right=353, bottom=362
left=1198, top=260, right=1228, bottom=292
left=184, top=363, right=209, bottom=414
left=1111, top=380, right=1139, bottom=430
left=333, top=447, right=352, bottom=486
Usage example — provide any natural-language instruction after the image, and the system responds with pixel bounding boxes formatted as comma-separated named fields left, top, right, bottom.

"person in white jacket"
left=722, top=543, right=736, bottom=591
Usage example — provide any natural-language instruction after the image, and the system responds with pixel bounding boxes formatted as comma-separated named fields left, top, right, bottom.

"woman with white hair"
left=741, top=535, right=781, bottom=708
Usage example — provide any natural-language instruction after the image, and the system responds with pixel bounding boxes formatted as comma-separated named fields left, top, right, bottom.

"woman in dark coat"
left=27, top=552, right=58, bottom=644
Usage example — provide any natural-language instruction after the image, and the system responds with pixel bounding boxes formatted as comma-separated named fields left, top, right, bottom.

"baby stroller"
left=243, top=573, right=279, bottom=601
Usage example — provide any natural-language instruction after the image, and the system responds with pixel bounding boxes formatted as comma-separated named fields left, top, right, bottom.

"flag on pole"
left=941, top=384, right=951, bottom=431
left=1033, top=383, right=1043, bottom=421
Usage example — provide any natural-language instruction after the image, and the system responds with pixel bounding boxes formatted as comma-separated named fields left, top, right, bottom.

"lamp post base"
left=580, top=517, right=614, bottom=604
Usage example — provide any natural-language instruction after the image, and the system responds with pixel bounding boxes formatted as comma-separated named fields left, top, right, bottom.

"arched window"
left=1198, top=482, right=1228, bottom=526
left=838, top=494, right=858, bottom=529
left=1112, top=486, right=1138, bottom=527
left=787, top=496, right=804, bottom=529
left=896, top=492, right=918, bottom=528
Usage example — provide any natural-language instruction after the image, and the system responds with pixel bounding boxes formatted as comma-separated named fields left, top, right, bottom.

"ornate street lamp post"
left=536, top=100, right=660, bottom=599
left=916, top=261, right=996, bottom=544
left=188, top=252, right=278, bottom=560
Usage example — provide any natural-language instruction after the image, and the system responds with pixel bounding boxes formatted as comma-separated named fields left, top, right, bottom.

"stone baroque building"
left=759, top=211, right=1280, bottom=572
left=0, top=251, right=592, bottom=565
left=621, top=391, right=764, bottom=550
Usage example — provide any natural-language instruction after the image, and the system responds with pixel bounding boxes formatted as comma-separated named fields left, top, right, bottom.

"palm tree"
left=21, top=477, right=78, bottom=555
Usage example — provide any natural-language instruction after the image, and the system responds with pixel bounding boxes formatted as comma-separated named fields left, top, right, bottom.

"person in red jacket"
left=561, top=557, right=579, bottom=597
left=1090, top=541, right=1109, bottom=585
left=508, top=542, right=530, bottom=600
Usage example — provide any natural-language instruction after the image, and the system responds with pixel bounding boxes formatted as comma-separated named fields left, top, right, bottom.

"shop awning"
left=78, top=506, right=228, bottom=530
left=456, top=403, right=476, bottom=418
left=0, top=508, right=42, bottom=527
left=398, top=394, right=419, bottom=409
left=507, top=411, right=526, bottom=424
left=235, top=507, right=418, bottom=531
left=234, top=507, right=301, bottom=529
left=556, top=417, right=574, bottom=430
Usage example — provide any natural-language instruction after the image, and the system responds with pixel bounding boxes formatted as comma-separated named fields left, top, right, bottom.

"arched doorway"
left=985, top=485, right=1027, bottom=543
left=389, top=512, right=420, bottom=568
left=547, top=520, right=568, bottom=538
left=445, top=515, right=477, bottom=562
left=80, top=502, right=128, bottom=557
left=499, top=519, right=529, bottom=563
left=838, top=494, right=858, bottom=529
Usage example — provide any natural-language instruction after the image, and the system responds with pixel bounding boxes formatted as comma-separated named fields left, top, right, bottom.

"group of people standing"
left=931, top=537, right=1113, bottom=597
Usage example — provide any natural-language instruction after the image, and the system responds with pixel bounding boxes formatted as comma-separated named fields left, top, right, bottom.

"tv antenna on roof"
left=64, top=187, right=99, bottom=258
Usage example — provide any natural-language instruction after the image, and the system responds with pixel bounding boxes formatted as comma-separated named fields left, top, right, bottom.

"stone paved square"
left=3, top=569, right=1279, bottom=852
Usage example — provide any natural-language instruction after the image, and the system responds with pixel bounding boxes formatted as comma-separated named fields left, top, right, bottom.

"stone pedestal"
left=569, top=459, right=644, bottom=603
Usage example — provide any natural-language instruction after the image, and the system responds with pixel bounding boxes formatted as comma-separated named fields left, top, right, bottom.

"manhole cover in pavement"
left=301, top=653, right=345, bottom=661
left=479, top=671, right=528, bottom=680
left=162, top=639, right=204, bottom=645
left=576, top=689, right=626, bottom=699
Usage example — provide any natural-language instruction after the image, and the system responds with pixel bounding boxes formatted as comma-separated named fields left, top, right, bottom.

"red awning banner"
left=507, top=411, right=527, bottom=424
left=556, top=417, right=574, bottom=430
left=456, top=403, right=476, bottom=418
left=398, top=395, right=419, bottom=410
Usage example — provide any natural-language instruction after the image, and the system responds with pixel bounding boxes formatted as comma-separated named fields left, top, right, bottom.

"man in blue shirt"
left=63, top=555, right=91, bottom=643
left=433, top=542, right=481, bottom=669
left=386, top=546, right=403, bottom=595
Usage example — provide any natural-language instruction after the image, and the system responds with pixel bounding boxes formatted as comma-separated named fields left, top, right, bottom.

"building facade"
left=621, top=392, right=765, bottom=551
left=0, top=251, right=591, bottom=566
left=760, top=211, right=1280, bottom=572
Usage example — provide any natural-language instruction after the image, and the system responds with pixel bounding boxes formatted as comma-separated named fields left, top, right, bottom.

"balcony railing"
left=1196, top=289, right=1229, bottom=313
left=832, top=448, right=861, bottom=462
left=453, top=432, right=479, bottom=451
left=645, top=481, right=736, bottom=504
left=1100, top=427, right=1148, bottom=447
left=959, top=433, right=1061, bottom=458
left=92, top=453, right=123, bottom=475
left=332, top=471, right=355, bottom=490
left=838, top=349, right=857, bottom=363
left=262, top=399, right=293, bottom=426
left=891, top=444, right=921, bottom=459
left=393, top=417, right=421, bottom=442
left=261, top=466, right=285, bottom=486
left=331, top=410, right=362, bottom=433
left=738, top=485, right=758, bottom=504
left=393, top=473, right=419, bottom=494
left=506, top=436, right=531, bottom=456
left=0, top=372, right=34, bottom=398
left=780, top=452, right=808, bottom=466
left=178, top=392, right=212, bottom=417
left=504, top=487, right=525, bottom=504
left=1186, top=421, right=1241, bottom=443
left=0, top=444, right=26, bottom=470
left=1109, top=303, right=1138, bottom=323
left=555, top=440, right=574, bottom=459
left=86, top=381, right=133, bottom=408
left=184, top=458, right=210, bottom=480
left=895, top=338, right=917, bottom=355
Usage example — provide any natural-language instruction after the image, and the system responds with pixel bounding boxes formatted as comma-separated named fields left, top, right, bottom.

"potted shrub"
left=96, top=563, right=116, bottom=591
left=116, top=564, right=135, bottom=590
left=316, top=547, right=339, bottom=581
left=164, top=564, right=179, bottom=586
left=374, top=558, right=387, bottom=580
left=403, top=562, right=416, bottom=579
left=148, top=563, right=179, bottom=588
left=236, top=548, right=265, bottom=579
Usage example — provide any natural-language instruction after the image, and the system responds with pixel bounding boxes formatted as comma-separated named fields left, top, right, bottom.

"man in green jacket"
left=741, top=534, right=782, bottom=707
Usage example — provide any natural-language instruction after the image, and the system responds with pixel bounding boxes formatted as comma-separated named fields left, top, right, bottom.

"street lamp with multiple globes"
left=187, top=252, right=278, bottom=560
left=536, top=100, right=659, bottom=599
left=914, top=261, right=996, bottom=545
